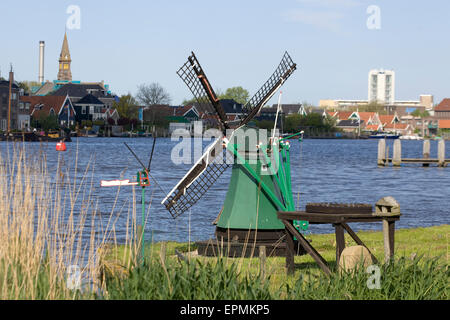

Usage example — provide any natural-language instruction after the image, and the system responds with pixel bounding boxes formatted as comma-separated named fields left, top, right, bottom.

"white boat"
left=399, top=135, right=423, bottom=140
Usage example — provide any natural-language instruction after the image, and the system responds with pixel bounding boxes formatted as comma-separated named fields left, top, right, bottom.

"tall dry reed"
left=0, top=141, right=138, bottom=299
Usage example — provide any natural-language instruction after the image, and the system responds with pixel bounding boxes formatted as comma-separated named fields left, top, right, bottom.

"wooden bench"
left=277, top=211, right=401, bottom=275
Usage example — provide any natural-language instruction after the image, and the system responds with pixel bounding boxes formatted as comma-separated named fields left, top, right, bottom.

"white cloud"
left=284, top=9, right=345, bottom=32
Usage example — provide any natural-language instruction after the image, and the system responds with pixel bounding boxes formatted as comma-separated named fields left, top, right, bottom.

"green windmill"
left=162, top=52, right=307, bottom=257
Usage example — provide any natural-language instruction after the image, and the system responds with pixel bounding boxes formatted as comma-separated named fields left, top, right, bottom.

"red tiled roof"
left=358, top=112, right=376, bottom=124
left=384, top=123, right=408, bottom=130
left=326, top=111, right=337, bottom=117
left=21, top=96, right=67, bottom=118
left=435, top=98, right=450, bottom=112
left=438, top=119, right=450, bottom=129
left=379, top=114, right=395, bottom=125
left=336, top=111, right=352, bottom=120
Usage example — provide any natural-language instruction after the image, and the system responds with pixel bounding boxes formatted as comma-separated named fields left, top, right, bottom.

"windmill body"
left=162, top=52, right=306, bottom=257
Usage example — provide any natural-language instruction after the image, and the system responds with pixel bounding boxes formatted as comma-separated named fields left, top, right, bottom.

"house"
left=434, top=99, right=450, bottom=119
left=379, top=114, right=400, bottom=128
left=350, top=112, right=381, bottom=126
left=22, top=95, right=76, bottom=127
left=0, top=70, right=28, bottom=131
left=270, top=104, right=307, bottom=116
left=50, top=83, right=117, bottom=108
left=384, top=123, right=414, bottom=135
left=335, top=111, right=353, bottom=121
left=438, top=119, right=450, bottom=130
left=365, top=124, right=383, bottom=132
left=74, top=94, right=111, bottom=123
left=336, top=119, right=364, bottom=133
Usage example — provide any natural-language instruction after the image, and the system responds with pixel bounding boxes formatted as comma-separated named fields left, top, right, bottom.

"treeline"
left=254, top=113, right=338, bottom=134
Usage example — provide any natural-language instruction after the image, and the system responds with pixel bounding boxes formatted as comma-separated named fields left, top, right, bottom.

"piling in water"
left=423, top=140, right=430, bottom=167
left=393, top=139, right=402, bottom=167
left=438, top=139, right=446, bottom=167
left=377, top=139, right=386, bottom=166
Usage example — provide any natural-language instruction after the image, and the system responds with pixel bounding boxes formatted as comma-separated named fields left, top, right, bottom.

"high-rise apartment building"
left=368, top=69, right=395, bottom=104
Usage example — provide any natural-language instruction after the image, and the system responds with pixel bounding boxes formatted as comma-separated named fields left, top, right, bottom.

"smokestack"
left=39, top=41, right=45, bottom=83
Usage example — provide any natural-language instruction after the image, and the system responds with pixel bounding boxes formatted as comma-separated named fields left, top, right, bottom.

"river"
left=1, top=137, right=449, bottom=244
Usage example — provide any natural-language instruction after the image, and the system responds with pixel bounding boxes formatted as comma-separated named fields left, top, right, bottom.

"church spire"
left=57, top=32, right=72, bottom=81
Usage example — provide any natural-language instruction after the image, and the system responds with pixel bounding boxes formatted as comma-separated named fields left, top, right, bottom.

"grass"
left=100, top=225, right=449, bottom=300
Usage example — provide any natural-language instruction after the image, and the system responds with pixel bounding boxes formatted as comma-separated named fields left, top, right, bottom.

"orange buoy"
left=56, top=141, right=67, bottom=152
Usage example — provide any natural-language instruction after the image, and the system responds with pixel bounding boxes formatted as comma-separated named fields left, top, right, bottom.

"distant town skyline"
left=0, top=0, right=449, bottom=106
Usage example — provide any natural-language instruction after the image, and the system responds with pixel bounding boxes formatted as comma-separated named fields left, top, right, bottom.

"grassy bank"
left=100, top=225, right=449, bottom=300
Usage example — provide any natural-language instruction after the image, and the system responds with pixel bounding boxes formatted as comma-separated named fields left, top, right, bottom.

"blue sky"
left=1, top=0, right=449, bottom=106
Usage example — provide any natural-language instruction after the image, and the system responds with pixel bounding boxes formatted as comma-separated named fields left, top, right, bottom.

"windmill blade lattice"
left=240, top=52, right=297, bottom=126
left=177, top=52, right=228, bottom=130
left=161, top=137, right=231, bottom=218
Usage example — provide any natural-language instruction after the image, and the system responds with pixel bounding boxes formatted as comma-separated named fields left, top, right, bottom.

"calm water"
left=1, top=137, right=449, bottom=244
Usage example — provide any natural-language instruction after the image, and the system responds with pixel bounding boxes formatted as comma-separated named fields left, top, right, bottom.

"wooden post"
left=334, top=224, right=345, bottom=266
left=259, top=246, right=266, bottom=279
left=377, top=139, right=386, bottom=166
left=423, top=139, right=430, bottom=167
left=383, top=220, right=395, bottom=263
left=285, top=229, right=295, bottom=275
left=393, top=139, right=402, bottom=166
left=438, top=139, right=446, bottom=167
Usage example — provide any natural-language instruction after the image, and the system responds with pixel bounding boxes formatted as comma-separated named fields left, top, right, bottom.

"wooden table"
left=277, top=211, right=401, bottom=275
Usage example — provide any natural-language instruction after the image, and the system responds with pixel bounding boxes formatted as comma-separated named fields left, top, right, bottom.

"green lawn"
left=99, top=225, right=449, bottom=299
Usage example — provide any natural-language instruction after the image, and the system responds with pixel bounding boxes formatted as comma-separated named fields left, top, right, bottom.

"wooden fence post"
left=393, top=139, right=402, bottom=167
left=259, top=246, right=266, bottom=279
left=377, top=139, right=386, bottom=166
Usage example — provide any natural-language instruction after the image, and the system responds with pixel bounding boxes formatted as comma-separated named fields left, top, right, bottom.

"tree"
left=348, top=101, right=387, bottom=114
left=18, top=81, right=41, bottom=95
left=136, top=83, right=171, bottom=106
left=411, top=109, right=430, bottom=118
left=219, top=86, right=249, bottom=105
left=411, top=109, right=430, bottom=137
left=37, top=114, right=59, bottom=132
left=114, top=94, right=139, bottom=119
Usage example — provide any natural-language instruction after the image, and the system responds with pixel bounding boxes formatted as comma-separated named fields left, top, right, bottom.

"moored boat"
left=368, top=133, right=400, bottom=139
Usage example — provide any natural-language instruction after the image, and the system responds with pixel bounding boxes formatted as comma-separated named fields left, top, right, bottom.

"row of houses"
left=20, top=93, right=120, bottom=129
left=0, top=74, right=121, bottom=131
left=327, top=109, right=450, bottom=136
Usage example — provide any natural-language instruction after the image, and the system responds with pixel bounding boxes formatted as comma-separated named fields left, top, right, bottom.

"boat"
left=0, top=132, right=71, bottom=142
left=368, top=133, right=400, bottom=139
left=399, top=135, right=423, bottom=140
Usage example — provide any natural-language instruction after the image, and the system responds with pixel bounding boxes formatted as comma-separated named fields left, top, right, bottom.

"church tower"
left=57, top=32, right=72, bottom=81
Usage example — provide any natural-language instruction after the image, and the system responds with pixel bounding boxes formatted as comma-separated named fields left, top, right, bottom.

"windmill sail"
left=239, top=52, right=297, bottom=126
left=161, top=137, right=231, bottom=218
left=177, top=52, right=228, bottom=131
left=162, top=51, right=297, bottom=219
